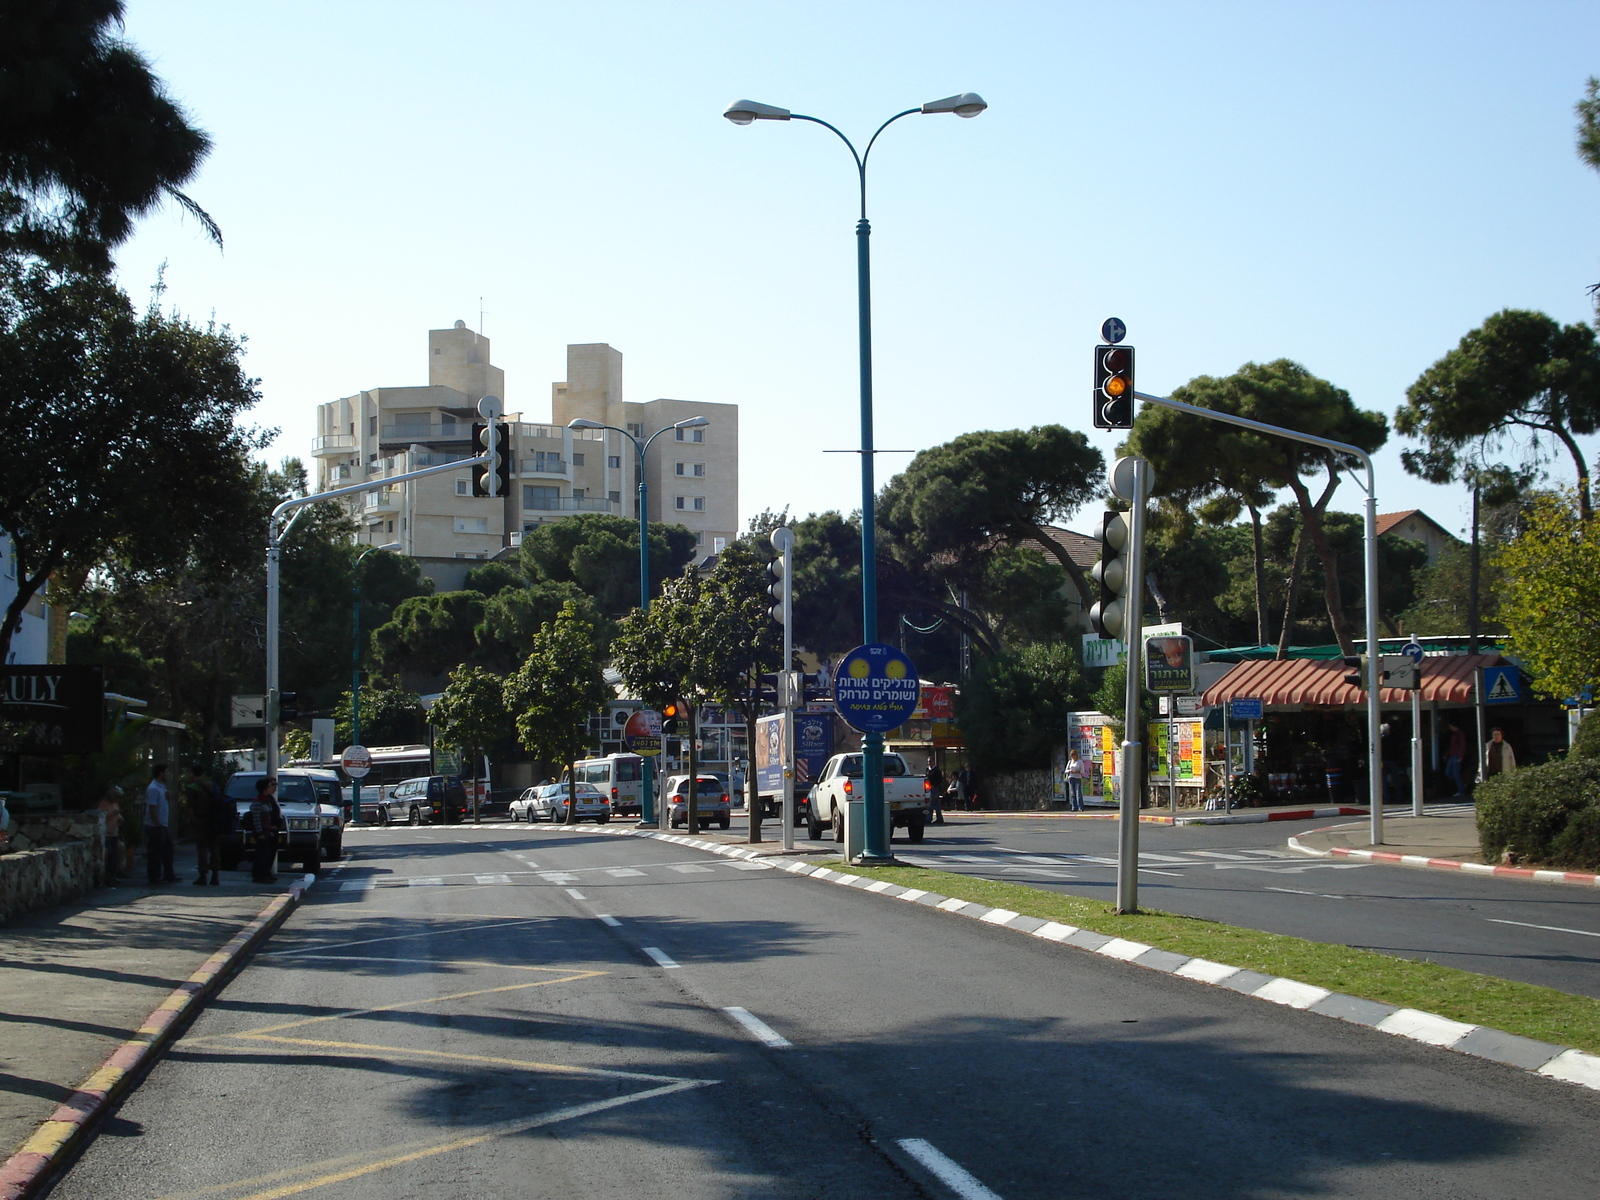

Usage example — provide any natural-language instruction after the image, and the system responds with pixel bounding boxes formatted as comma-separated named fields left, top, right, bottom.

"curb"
left=0, top=875, right=314, bottom=1200
left=1175, top=805, right=1369, bottom=826
left=532, top=824, right=1600, bottom=1096
left=1288, top=829, right=1600, bottom=889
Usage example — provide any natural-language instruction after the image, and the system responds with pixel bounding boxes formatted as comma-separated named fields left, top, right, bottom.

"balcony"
left=379, top=422, right=471, bottom=444
left=519, top=457, right=568, bottom=478
left=364, top=487, right=401, bottom=514
left=522, top=496, right=615, bottom=513
left=312, top=434, right=358, bottom=457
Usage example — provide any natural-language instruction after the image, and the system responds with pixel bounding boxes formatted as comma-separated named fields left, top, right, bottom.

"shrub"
left=1476, top=758, right=1600, bottom=869
left=1570, top=712, right=1600, bottom=761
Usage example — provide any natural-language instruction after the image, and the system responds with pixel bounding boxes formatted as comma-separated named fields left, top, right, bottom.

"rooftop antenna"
left=478, top=297, right=486, bottom=335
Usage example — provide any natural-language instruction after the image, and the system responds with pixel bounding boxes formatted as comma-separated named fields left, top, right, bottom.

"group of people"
left=920, top=765, right=974, bottom=822
left=94, top=764, right=288, bottom=888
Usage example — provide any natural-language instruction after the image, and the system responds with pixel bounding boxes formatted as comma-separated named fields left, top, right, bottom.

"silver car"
left=511, top=782, right=610, bottom=824
left=665, top=774, right=730, bottom=831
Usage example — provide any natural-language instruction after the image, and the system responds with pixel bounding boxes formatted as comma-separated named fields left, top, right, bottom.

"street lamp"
left=349, top=541, right=401, bottom=823
left=724, top=92, right=986, bottom=863
left=567, top=414, right=709, bottom=827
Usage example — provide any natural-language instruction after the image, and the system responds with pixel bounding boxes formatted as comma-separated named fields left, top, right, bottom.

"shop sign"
left=1081, top=635, right=1124, bottom=670
left=0, top=666, right=104, bottom=755
left=1229, top=697, right=1263, bottom=720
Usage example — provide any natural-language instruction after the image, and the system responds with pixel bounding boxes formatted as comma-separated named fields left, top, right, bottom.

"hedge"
left=1476, top=757, right=1600, bottom=869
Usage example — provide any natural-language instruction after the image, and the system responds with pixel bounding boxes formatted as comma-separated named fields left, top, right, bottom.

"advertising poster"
left=755, top=713, right=785, bottom=794
left=1144, top=636, right=1196, bottom=694
left=794, top=713, right=833, bottom=788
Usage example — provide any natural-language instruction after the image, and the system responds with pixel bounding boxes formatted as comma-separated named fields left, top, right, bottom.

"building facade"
left=312, top=325, right=738, bottom=563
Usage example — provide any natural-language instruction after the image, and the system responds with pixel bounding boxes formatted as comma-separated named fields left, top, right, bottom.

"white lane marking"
left=1487, top=918, right=1600, bottom=938
left=597, top=914, right=622, bottom=927
left=722, top=1006, right=792, bottom=1048
left=339, top=881, right=375, bottom=893
left=1000, top=867, right=1077, bottom=879
left=897, top=1138, right=1005, bottom=1200
left=474, top=873, right=512, bottom=885
left=730, top=861, right=773, bottom=871
left=1008, top=854, right=1071, bottom=865
left=1137, top=852, right=1192, bottom=864
left=642, top=946, right=680, bottom=969
left=565, top=888, right=587, bottom=900
left=1263, top=886, right=1346, bottom=899
left=410, top=877, right=443, bottom=887
left=606, top=868, right=647, bottom=878
left=944, top=855, right=989, bottom=863
left=1137, top=868, right=1183, bottom=877
left=538, top=872, right=580, bottom=884
left=669, top=864, right=715, bottom=873
left=1212, top=863, right=1369, bottom=873
left=1058, top=854, right=1119, bottom=865
left=1187, top=850, right=1255, bottom=860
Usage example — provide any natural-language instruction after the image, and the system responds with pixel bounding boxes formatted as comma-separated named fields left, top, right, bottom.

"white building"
left=0, top=533, right=48, bottom=665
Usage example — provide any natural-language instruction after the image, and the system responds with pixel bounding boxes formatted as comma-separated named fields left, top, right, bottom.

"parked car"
left=665, top=774, right=730, bottom=831
left=511, top=782, right=610, bottom=824
left=386, top=775, right=471, bottom=825
left=221, top=770, right=344, bottom=872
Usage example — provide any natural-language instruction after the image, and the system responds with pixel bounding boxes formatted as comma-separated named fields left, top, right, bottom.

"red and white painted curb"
left=0, top=876, right=313, bottom=1200
left=1289, top=830, right=1600, bottom=889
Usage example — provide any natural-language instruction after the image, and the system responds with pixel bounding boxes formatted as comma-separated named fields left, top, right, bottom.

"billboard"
left=1144, top=636, right=1195, bottom=694
left=755, top=713, right=785, bottom=795
left=1, top=666, right=105, bottom=755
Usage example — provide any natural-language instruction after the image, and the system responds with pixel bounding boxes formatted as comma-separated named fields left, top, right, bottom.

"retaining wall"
left=0, top=812, right=106, bottom=924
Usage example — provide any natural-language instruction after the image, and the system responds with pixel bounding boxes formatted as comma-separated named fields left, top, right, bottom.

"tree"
left=370, top=591, right=487, bottom=690
left=475, top=579, right=602, bottom=673
left=0, top=262, right=264, bottom=662
left=1496, top=492, right=1600, bottom=702
left=1579, top=77, right=1600, bottom=313
left=333, top=676, right=424, bottom=747
left=429, top=665, right=513, bottom=820
left=0, top=0, right=218, bottom=266
left=1398, top=311, right=1600, bottom=521
left=956, top=642, right=1088, bottom=777
left=518, top=513, right=697, bottom=617
left=504, top=602, right=608, bottom=826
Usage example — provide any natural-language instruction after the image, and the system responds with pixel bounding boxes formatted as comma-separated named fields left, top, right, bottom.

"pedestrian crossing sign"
left=1483, top=665, right=1520, bottom=705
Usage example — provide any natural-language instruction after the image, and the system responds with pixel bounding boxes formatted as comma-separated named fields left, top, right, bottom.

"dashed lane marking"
left=641, top=946, right=680, bottom=969
left=474, top=874, right=513, bottom=885
left=597, top=914, right=622, bottom=927
left=565, top=888, right=586, bottom=900
left=722, top=1006, right=791, bottom=1048
left=668, top=864, right=715, bottom=873
left=897, top=1138, right=1005, bottom=1200
left=605, top=868, right=647, bottom=878
left=1487, top=918, right=1600, bottom=938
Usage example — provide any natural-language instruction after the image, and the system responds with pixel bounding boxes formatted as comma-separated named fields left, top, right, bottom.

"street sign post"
left=832, top=644, right=920, bottom=734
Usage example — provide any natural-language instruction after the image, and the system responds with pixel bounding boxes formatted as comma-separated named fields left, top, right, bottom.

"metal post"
left=1168, top=706, right=1177, bottom=815
left=637, top=456, right=657, bottom=828
left=266, top=539, right=280, bottom=778
left=772, top=527, right=796, bottom=852
left=1116, top=460, right=1149, bottom=914
left=1222, top=704, right=1232, bottom=813
left=350, top=571, right=362, bottom=824
left=857, top=216, right=889, bottom=864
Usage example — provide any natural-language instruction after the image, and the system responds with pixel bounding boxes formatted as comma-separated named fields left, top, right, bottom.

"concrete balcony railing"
left=519, top=458, right=568, bottom=478
left=379, top=422, right=471, bottom=443
left=312, top=433, right=358, bottom=456
left=522, top=496, right=614, bottom=513
left=364, top=488, right=401, bottom=513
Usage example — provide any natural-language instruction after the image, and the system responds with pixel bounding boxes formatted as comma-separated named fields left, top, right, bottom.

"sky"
left=108, top=0, right=1600, bottom=541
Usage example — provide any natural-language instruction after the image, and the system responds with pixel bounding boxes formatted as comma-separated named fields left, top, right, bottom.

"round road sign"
left=341, top=744, right=373, bottom=779
left=1101, top=317, right=1127, bottom=345
left=832, top=643, right=920, bottom=734
left=1403, top=640, right=1425, bottom=666
left=624, top=709, right=663, bottom=756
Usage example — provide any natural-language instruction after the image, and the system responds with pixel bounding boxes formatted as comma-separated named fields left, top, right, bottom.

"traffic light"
left=270, top=689, right=299, bottom=723
left=1342, top=655, right=1368, bottom=690
left=768, top=555, right=786, bottom=623
left=472, top=422, right=511, bottom=497
left=1089, top=510, right=1131, bottom=639
left=662, top=701, right=681, bottom=735
left=1093, top=344, right=1136, bottom=430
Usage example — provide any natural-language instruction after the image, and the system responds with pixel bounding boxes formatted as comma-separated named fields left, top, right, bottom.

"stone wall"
left=0, top=811, right=105, bottom=924
left=976, top=769, right=1058, bottom=810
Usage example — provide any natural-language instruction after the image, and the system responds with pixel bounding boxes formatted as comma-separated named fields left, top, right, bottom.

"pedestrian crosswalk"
left=333, top=857, right=777, bottom=892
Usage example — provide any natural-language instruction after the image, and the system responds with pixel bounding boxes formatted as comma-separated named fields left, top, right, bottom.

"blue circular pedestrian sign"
left=832, top=643, right=920, bottom=734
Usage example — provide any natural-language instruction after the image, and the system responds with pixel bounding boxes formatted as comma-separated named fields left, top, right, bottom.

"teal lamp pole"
left=568, top=415, right=709, bottom=827
left=723, top=93, right=986, bottom=861
left=350, top=541, right=399, bottom=822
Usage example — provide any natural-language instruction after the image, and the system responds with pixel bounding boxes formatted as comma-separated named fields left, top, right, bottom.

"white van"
left=566, top=754, right=645, bottom=816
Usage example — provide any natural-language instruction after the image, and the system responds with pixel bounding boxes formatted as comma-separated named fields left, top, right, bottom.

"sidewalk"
left=1289, top=809, right=1600, bottom=888
left=0, top=876, right=307, bottom=1186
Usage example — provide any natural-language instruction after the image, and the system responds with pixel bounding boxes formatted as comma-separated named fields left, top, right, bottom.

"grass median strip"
left=837, top=862, right=1600, bottom=1055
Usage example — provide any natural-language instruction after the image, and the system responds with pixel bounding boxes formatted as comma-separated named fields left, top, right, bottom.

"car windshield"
left=225, top=775, right=315, bottom=803
left=838, top=756, right=908, bottom=779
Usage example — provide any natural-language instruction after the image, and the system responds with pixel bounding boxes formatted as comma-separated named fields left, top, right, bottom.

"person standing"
left=925, top=763, right=946, bottom=825
left=247, top=776, right=284, bottom=884
left=1065, top=749, right=1086, bottom=812
left=1444, top=722, right=1468, bottom=797
left=187, top=765, right=232, bottom=885
left=954, top=767, right=972, bottom=812
left=1484, top=727, right=1517, bottom=781
left=144, top=764, right=177, bottom=884
left=97, top=785, right=124, bottom=885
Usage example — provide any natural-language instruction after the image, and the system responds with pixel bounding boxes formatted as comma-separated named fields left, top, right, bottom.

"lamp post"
left=567, top=415, right=709, bottom=828
left=724, top=92, right=986, bottom=862
left=349, top=541, right=401, bottom=822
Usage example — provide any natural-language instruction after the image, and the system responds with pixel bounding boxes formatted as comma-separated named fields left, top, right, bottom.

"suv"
left=390, top=775, right=471, bottom=825
left=665, top=774, right=730, bottom=831
left=222, top=770, right=345, bottom=872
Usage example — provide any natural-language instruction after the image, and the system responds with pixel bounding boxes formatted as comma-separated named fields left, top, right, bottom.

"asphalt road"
left=52, top=823, right=1600, bottom=1200
left=858, top=808, right=1600, bottom=1000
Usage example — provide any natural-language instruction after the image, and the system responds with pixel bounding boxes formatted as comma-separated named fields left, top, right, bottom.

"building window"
left=530, top=450, right=564, bottom=473
left=608, top=455, right=621, bottom=469
left=627, top=423, right=642, bottom=437
left=524, top=485, right=560, bottom=510
left=454, top=552, right=487, bottom=559
left=454, top=517, right=489, bottom=534
left=609, top=490, right=621, bottom=504
left=674, top=427, right=705, bottom=442
left=369, top=416, right=377, bottom=436
left=349, top=422, right=355, bottom=435
left=693, top=497, right=705, bottom=511
left=572, top=488, right=586, bottom=500
left=674, top=462, right=705, bottom=478
left=675, top=496, right=686, bottom=510
left=386, top=521, right=394, bottom=533
left=571, top=452, right=585, bottom=467
left=456, top=479, right=468, bottom=495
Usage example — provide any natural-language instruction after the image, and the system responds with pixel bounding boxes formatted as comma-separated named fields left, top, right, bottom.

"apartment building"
left=312, top=325, right=738, bottom=571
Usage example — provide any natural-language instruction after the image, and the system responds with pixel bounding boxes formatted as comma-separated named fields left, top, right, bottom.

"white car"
left=511, top=782, right=610, bottom=824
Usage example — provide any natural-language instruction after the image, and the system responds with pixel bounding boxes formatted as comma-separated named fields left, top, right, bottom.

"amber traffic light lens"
left=1105, top=376, right=1128, bottom=396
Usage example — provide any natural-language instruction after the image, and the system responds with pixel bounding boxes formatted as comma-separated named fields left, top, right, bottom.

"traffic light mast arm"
left=1131, top=388, right=1385, bottom=846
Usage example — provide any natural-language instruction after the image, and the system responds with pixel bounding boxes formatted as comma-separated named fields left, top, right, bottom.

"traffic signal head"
left=493, top=423, right=512, bottom=495
left=1093, top=344, right=1136, bottom=430
left=278, top=691, right=299, bottom=723
left=768, top=556, right=786, bottom=623
left=1089, top=510, right=1131, bottom=639
left=1342, top=655, right=1368, bottom=691
left=662, top=701, right=681, bottom=735
left=472, top=422, right=510, bottom=497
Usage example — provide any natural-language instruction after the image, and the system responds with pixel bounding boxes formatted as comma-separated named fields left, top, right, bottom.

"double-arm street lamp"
left=724, top=92, right=986, bottom=862
left=567, top=414, right=709, bottom=827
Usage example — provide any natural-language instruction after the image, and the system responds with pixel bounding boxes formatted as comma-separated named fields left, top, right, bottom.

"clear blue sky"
left=111, top=1, right=1600, bottom=540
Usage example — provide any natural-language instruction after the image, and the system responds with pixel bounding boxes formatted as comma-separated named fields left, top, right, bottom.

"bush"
left=1571, top=712, right=1600, bottom=761
left=1476, top=758, right=1600, bottom=869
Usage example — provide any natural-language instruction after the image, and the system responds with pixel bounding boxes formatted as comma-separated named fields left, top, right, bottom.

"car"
left=665, top=774, right=730, bottom=831
left=511, top=782, right=610, bottom=824
left=221, top=770, right=345, bottom=872
left=386, top=775, right=471, bottom=825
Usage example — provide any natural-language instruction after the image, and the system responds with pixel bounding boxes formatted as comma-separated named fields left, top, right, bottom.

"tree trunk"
left=1275, top=524, right=1309, bottom=660
left=1468, top=484, right=1481, bottom=655
left=1286, top=461, right=1354, bottom=656
left=1247, top=504, right=1268, bottom=646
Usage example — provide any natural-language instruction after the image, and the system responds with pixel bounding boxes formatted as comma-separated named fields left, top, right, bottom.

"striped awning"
left=1200, top=654, right=1503, bottom=710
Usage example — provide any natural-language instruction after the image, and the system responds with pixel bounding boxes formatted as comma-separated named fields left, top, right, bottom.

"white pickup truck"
left=807, top=752, right=929, bottom=844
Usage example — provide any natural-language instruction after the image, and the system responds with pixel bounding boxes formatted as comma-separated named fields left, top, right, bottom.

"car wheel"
left=325, top=836, right=344, bottom=861
left=718, top=814, right=730, bottom=830
left=597, top=815, right=610, bottom=825
left=408, top=806, right=421, bottom=826
left=376, top=808, right=389, bottom=827
left=807, top=809, right=823, bottom=840
left=833, top=810, right=846, bottom=843
left=906, top=814, right=925, bottom=844
left=302, top=845, right=322, bottom=873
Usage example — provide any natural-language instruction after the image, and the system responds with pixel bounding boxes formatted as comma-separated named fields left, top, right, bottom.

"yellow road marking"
left=227, top=1034, right=693, bottom=1082
left=267, top=916, right=553, bottom=957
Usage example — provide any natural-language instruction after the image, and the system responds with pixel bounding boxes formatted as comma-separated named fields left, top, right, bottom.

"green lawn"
left=828, top=860, right=1600, bottom=1055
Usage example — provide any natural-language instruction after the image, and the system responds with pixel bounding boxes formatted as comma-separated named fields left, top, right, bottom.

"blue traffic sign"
left=1483, top=665, right=1520, bottom=705
left=1101, top=317, right=1127, bottom=345
left=1229, top=697, right=1263, bottom=721
left=1402, top=640, right=1425, bottom=666
left=832, top=644, right=920, bottom=733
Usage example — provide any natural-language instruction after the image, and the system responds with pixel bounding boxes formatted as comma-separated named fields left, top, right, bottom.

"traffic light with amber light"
left=1342, top=655, right=1368, bottom=691
left=662, top=701, right=681, bottom=735
left=1089, top=510, right=1132, bottom=639
left=1093, top=345, right=1136, bottom=430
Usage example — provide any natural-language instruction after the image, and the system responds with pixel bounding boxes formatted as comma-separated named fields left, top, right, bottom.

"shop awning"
left=1200, top=654, right=1504, bottom=710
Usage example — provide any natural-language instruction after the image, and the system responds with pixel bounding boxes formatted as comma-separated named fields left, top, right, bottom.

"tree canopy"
left=518, top=513, right=697, bottom=617
left=1496, top=491, right=1600, bottom=701
left=504, top=601, right=608, bottom=821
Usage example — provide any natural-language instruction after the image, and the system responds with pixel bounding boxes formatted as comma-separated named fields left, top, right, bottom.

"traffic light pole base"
left=636, top=821, right=660, bottom=830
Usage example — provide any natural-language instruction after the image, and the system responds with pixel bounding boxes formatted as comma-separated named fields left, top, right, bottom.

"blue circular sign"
left=1101, top=317, right=1127, bottom=345
left=832, top=643, right=921, bottom=734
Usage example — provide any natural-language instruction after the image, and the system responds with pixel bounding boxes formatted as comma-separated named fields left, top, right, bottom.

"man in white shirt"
left=144, top=764, right=177, bottom=885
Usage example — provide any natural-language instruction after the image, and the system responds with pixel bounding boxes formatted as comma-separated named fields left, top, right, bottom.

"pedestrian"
left=247, top=776, right=284, bottom=884
left=1444, top=722, right=1467, bottom=797
left=925, top=763, right=946, bottom=825
left=1484, top=727, right=1517, bottom=781
left=97, top=785, right=124, bottom=885
left=1065, top=749, right=1087, bottom=812
left=186, top=764, right=233, bottom=885
left=144, top=764, right=177, bottom=884
left=954, top=767, right=972, bottom=812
